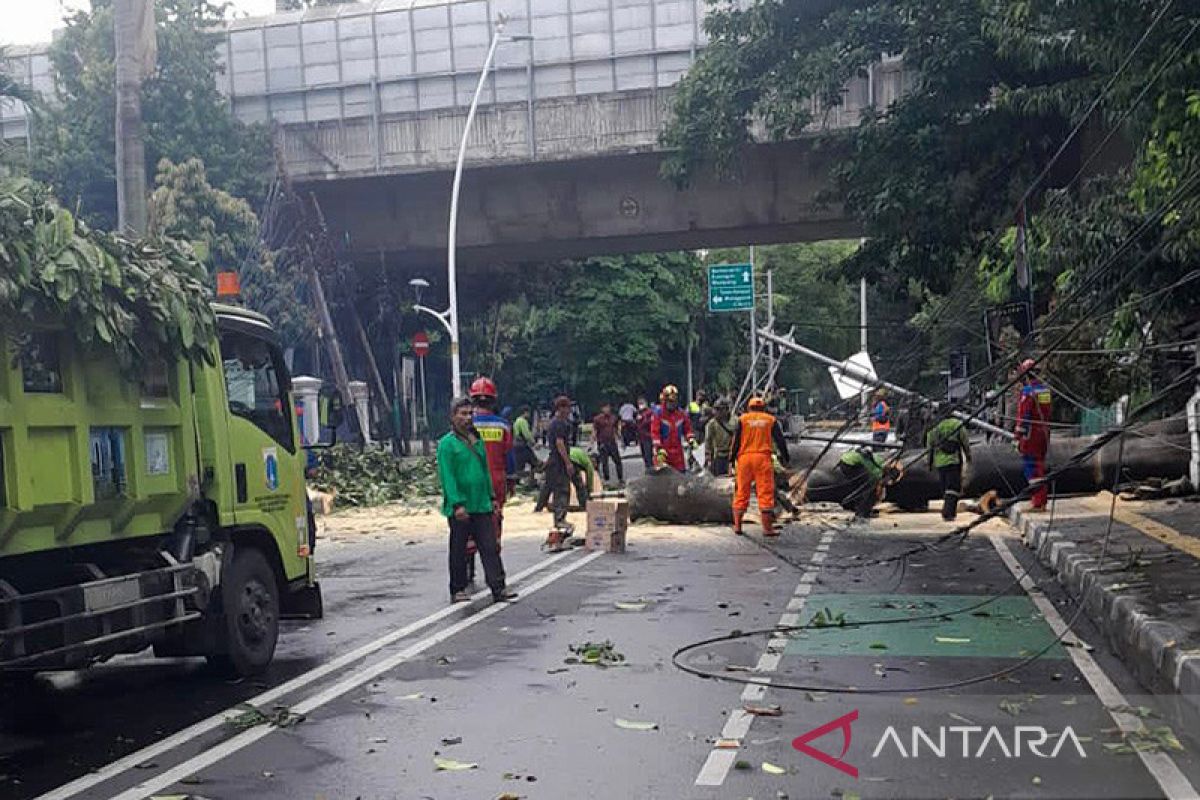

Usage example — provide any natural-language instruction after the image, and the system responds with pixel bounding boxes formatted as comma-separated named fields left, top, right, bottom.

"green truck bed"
left=0, top=331, right=200, bottom=557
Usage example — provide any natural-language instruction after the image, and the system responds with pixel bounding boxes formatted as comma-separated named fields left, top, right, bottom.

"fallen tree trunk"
left=628, top=420, right=1190, bottom=522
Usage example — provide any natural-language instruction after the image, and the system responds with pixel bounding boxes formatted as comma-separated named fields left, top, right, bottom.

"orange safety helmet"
left=747, top=395, right=766, bottom=410
left=661, top=384, right=680, bottom=402
left=469, top=376, right=498, bottom=400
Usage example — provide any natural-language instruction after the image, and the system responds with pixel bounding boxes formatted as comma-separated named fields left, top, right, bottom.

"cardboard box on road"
left=586, top=498, right=629, bottom=553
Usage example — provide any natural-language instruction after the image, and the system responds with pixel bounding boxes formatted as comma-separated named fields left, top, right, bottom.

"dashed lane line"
left=694, top=528, right=836, bottom=788
left=37, top=548, right=575, bottom=800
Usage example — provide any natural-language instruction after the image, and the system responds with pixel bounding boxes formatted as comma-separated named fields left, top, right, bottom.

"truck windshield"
left=219, top=329, right=294, bottom=453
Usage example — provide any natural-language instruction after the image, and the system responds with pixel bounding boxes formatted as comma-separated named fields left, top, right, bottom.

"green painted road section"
left=785, top=594, right=1068, bottom=660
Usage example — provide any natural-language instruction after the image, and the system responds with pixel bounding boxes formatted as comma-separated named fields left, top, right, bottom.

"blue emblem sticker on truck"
left=263, top=446, right=279, bottom=491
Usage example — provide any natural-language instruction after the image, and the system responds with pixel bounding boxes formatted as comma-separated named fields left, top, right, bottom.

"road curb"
left=1009, top=507, right=1200, bottom=718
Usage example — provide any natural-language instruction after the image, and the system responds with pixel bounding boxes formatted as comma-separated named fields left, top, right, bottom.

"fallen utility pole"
left=757, top=327, right=1014, bottom=441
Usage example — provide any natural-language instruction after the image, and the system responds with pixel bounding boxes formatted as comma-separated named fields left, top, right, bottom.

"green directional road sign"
left=708, top=262, right=754, bottom=312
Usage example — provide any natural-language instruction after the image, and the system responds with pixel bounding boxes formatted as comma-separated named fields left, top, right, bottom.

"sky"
left=0, top=0, right=277, bottom=46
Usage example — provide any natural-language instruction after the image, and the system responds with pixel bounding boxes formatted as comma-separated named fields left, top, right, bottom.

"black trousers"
left=514, top=444, right=540, bottom=483
left=639, top=437, right=655, bottom=469
left=710, top=456, right=730, bottom=477
left=448, top=513, right=506, bottom=597
left=938, top=463, right=963, bottom=520
left=622, top=425, right=638, bottom=447
left=541, top=462, right=574, bottom=527
left=597, top=440, right=623, bottom=481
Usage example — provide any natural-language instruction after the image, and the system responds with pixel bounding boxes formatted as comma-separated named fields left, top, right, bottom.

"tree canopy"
left=664, top=0, right=1200, bottom=403
left=149, top=157, right=314, bottom=346
left=32, top=0, right=271, bottom=229
left=0, top=176, right=215, bottom=374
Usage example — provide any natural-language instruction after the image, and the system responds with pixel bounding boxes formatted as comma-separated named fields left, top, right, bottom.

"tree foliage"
left=32, top=0, right=271, bottom=229
left=149, top=158, right=315, bottom=346
left=665, top=0, right=1200, bottom=404
left=0, top=176, right=216, bottom=374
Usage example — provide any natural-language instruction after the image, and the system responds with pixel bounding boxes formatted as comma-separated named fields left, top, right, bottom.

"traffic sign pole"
left=412, top=331, right=431, bottom=440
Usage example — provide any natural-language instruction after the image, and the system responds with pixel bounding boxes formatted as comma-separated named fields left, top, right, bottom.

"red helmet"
left=469, top=377, right=497, bottom=400
left=1018, top=358, right=1037, bottom=375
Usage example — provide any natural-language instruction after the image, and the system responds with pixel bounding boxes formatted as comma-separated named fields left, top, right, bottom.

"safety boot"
left=762, top=511, right=780, bottom=537
left=732, top=509, right=745, bottom=536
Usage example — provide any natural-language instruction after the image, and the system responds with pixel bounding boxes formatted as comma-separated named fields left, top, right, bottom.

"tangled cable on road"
left=672, top=280, right=1188, bottom=694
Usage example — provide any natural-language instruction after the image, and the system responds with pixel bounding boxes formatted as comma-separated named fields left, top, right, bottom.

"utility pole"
left=686, top=332, right=694, bottom=405
left=766, top=269, right=775, bottom=390
left=749, top=245, right=758, bottom=390
left=113, top=0, right=155, bottom=234
left=859, top=277, right=869, bottom=416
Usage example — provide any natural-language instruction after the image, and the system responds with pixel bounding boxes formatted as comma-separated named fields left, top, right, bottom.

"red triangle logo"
left=791, top=709, right=859, bottom=778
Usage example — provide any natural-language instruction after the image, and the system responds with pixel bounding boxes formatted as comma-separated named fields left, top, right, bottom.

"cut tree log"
left=627, top=420, right=1190, bottom=523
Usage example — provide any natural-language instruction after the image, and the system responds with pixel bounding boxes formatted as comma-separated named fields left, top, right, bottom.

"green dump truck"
left=0, top=304, right=328, bottom=676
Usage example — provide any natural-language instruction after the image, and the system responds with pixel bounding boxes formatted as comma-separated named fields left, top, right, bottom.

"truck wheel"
left=208, top=547, right=279, bottom=676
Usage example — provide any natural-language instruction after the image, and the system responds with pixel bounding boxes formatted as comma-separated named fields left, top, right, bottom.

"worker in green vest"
left=926, top=413, right=971, bottom=521
left=837, top=445, right=886, bottom=519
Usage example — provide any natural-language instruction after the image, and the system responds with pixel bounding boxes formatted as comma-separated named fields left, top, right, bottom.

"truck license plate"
left=83, top=578, right=141, bottom=612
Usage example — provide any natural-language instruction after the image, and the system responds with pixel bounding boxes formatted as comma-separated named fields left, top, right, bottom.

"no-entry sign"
left=412, top=330, right=430, bottom=358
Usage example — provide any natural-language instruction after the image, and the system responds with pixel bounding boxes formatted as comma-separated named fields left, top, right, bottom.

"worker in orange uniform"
left=730, top=395, right=791, bottom=536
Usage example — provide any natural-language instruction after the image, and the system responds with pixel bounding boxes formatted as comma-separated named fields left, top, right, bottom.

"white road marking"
left=694, top=533, right=832, bottom=787
left=108, top=549, right=604, bottom=800
left=695, top=749, right=740, bottom=786
left=37, top=549, right=575, bottom=800
left=740, top=682, right=769, bottom=702
left=989, top=534, right=1198, bottom=800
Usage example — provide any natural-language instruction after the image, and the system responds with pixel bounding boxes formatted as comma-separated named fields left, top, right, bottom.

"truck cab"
left=0, top=304, right=324, bottom=676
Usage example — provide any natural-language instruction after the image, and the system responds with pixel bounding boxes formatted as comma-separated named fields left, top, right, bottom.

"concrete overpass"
left=2, top=0, right=909, bottom=266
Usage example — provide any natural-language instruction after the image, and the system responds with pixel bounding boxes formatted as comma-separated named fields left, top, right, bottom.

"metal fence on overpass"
left=2, top=0, right=911, bottom=178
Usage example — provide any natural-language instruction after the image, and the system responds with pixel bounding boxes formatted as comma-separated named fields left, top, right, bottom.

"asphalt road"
left=4, top=504, right=1200, bottom=800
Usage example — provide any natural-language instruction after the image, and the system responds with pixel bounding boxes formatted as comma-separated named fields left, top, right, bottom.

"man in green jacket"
left=926, top=412, right=971, bottom=521
left=437, top=398, right=517, bottom=604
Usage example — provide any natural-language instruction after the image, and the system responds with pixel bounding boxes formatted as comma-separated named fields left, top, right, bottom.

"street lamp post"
left=429, top=18, right=532, bottom=399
